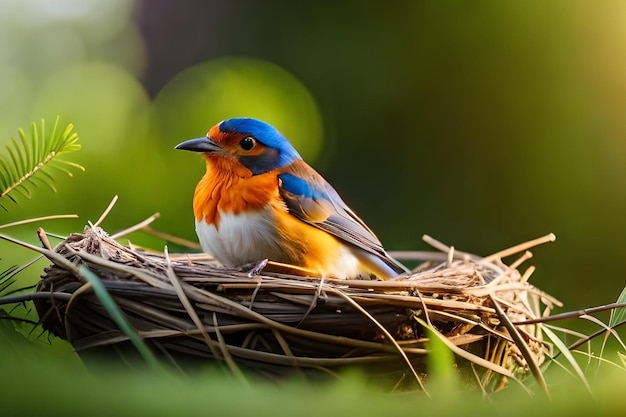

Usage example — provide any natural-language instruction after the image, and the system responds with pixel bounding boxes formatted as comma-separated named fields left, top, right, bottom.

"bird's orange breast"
left=193, top=155, right=281, bottom=227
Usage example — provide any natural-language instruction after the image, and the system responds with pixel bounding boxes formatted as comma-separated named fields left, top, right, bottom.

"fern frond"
left=0, top=117, right=84, bottom=211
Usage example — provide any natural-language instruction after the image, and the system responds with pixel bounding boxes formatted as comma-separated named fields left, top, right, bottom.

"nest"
left=33, top=226, right=559, bottom=391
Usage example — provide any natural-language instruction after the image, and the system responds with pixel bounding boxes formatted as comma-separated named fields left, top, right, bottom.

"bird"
left=175, top=117, right=408, bottom=280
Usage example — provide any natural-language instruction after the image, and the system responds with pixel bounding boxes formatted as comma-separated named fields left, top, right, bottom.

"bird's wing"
left=277, top=161, right=407, bottom=275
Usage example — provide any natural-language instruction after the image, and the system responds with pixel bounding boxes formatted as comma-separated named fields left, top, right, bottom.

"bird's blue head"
left=175, top=118, right=302, bottom=175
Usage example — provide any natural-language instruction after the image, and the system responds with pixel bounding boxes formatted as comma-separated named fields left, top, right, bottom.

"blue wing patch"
left=278, top=172, right=335, bottom=223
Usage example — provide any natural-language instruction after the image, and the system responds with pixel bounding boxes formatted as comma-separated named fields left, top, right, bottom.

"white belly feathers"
left=195, top=207, right=284, bottom=267
left=195, top=206, right=369, bottom=279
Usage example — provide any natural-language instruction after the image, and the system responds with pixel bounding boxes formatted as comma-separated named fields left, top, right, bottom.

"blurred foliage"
left=152, top=57, right=323, bottom=161
left=0, top=0, right=625, bottom=340
left=0, top=325, right=626, bottom=415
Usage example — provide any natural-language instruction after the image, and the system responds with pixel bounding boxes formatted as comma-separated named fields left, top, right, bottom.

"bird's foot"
left=239, top=259, right=269, bottom=277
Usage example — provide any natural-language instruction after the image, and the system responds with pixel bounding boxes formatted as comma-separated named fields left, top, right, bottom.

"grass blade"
left=76, top=264, right=162, bottom=370
left=543, top=325, right=592, bottom=393
left=609, top=287, right=626, bottom=329
left=489, top=294, right=549, bottom=396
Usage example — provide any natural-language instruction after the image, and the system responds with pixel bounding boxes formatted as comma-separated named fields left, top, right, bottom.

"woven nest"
left=34, top=226, right=559, bottom=391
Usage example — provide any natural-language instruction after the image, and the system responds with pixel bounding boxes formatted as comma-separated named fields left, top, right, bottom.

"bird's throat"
left=193, top=160, right=280, bottom=228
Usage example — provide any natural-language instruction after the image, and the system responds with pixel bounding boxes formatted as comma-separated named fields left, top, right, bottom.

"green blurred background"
left=2, top=0, right=626, bottom=317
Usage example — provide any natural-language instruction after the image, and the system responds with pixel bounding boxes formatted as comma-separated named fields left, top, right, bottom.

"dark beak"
left=175, top=137, right=222, bottom=153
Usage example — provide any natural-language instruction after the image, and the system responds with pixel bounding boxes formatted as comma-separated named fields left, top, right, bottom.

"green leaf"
left=29, top=173, right=57, bottom=193
left=17, top=134, right=29, bottom=176
left=53, top=160, right=85, bottom=172
left=421, top=322, right=456, bottom=381
left=0, top=154, right=14, bottom=183
left=0, top=117, right=84, bottom=210
left=5, top=144, right=21, bottom=181
left=12, top=185, right=31, bottom=199
left=609, top=287, right=626, bottom=329
left=543, top=325, right=591, bottom=393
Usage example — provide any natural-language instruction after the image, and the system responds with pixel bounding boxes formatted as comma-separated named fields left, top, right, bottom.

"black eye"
left=239, top=136, right=256, bottom=151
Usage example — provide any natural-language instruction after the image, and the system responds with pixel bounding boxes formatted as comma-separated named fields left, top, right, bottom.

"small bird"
left=175, top=118, right=408, bottom=280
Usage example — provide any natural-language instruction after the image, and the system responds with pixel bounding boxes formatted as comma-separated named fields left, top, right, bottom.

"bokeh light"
left=32, top=62, right=150, bottom=155
left=152, top=57, right=323, bottom=162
